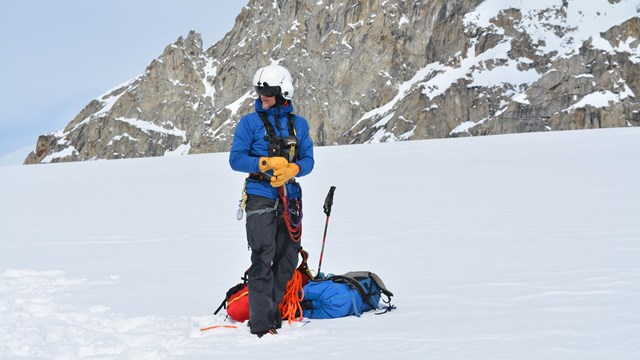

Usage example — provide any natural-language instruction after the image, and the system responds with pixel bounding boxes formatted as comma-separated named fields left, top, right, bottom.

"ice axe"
left=317, top=186, right=336, bottom=278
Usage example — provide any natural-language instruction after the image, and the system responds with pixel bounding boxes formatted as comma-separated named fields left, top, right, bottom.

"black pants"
left=245, top=195, right=300, bottom=334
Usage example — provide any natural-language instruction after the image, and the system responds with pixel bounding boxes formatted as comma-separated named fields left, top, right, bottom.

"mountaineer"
left=229, top=64, right=314, bottom=337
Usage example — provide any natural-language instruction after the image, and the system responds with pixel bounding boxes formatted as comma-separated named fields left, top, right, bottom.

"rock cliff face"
left=25, top=0, right=639, bottom=164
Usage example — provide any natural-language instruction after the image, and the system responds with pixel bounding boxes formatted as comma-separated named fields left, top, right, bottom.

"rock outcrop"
left=25, top=0, right=639, bottom=164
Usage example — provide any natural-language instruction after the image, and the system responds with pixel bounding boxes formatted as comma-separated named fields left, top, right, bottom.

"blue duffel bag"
left=301, top=271, right=394, bottom=319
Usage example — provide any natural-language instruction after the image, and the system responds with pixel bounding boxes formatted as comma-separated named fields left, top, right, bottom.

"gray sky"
left=0, top=0, right=247, bottom=157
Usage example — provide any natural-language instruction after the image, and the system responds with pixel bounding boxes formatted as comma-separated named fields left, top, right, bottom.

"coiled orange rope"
left=279, top=269, right=304, bottom=323
left=279, top=187, right=302, bottom=242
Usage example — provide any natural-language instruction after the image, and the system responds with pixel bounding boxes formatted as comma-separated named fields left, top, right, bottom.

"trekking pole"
left=317, top=186, right=336, bottom=278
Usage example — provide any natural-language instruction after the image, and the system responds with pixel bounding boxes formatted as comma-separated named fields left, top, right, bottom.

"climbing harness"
left=257, top=111, right=299, bottom=163
left=236, top=111, right=300, bottom=221
left=245, top=197, right=280, bottom=218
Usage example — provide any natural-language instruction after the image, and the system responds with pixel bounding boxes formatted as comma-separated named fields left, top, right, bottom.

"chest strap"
left=257, top=111, right=298, bottom=159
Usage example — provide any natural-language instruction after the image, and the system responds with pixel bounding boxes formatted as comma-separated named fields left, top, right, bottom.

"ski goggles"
left=254, top=85, right=281, bottom=97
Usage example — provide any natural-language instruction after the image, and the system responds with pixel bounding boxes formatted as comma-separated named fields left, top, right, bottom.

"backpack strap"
left=342, top=271, right=394, bottom=298
left=287, top=113, right=297, bottom=136
left=257, top=111, right=298, bottom=160
left=257, top=112, right=280, bottom=157
left=214, top=282, right=243, bottom=315
left=338, top=271, right=396, bottom=314
left=330, top=275, right=375, bottom=315
left=213, top=298, right=226, bottom=315
left=331, top=275, right=368, bottom=301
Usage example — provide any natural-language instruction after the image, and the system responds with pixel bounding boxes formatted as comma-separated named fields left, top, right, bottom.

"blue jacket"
left=229, top=99, right=314, bottom=199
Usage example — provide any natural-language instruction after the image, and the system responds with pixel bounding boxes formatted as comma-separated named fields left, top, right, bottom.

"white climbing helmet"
left=253, top=64, right=294, bottom=100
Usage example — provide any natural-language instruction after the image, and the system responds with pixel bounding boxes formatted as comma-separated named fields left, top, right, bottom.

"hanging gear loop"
left=279, top=183, right=302, bottom=243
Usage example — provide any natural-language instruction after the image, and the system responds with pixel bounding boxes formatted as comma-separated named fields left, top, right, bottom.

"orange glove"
left=259, top=156, right=288, bottom=173
left=271, top=163, right=300, bottom=187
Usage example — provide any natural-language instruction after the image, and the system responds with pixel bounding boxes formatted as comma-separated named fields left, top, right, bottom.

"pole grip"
left=323, top=186, right=336, bottom=216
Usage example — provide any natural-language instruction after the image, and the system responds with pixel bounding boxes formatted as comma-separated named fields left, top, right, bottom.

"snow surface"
left=1, top=128, right=639, bottom=359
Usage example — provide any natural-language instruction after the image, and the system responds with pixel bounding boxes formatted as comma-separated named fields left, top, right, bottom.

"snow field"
left=1, top=128, right=639, bottom=359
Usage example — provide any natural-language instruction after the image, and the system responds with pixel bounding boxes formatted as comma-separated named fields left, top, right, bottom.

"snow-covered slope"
left=2, top=129, right=639, bottom=359
left=361, top=0, right=640, bottom=136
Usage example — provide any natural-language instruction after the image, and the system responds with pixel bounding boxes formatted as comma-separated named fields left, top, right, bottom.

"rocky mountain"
left=25, top=0, right=640, bottom=164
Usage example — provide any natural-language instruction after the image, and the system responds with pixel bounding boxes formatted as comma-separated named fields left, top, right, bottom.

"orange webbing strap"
left=279, top=269, right=305, bottom=323
left=200, top=325, right=238, bottom=331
